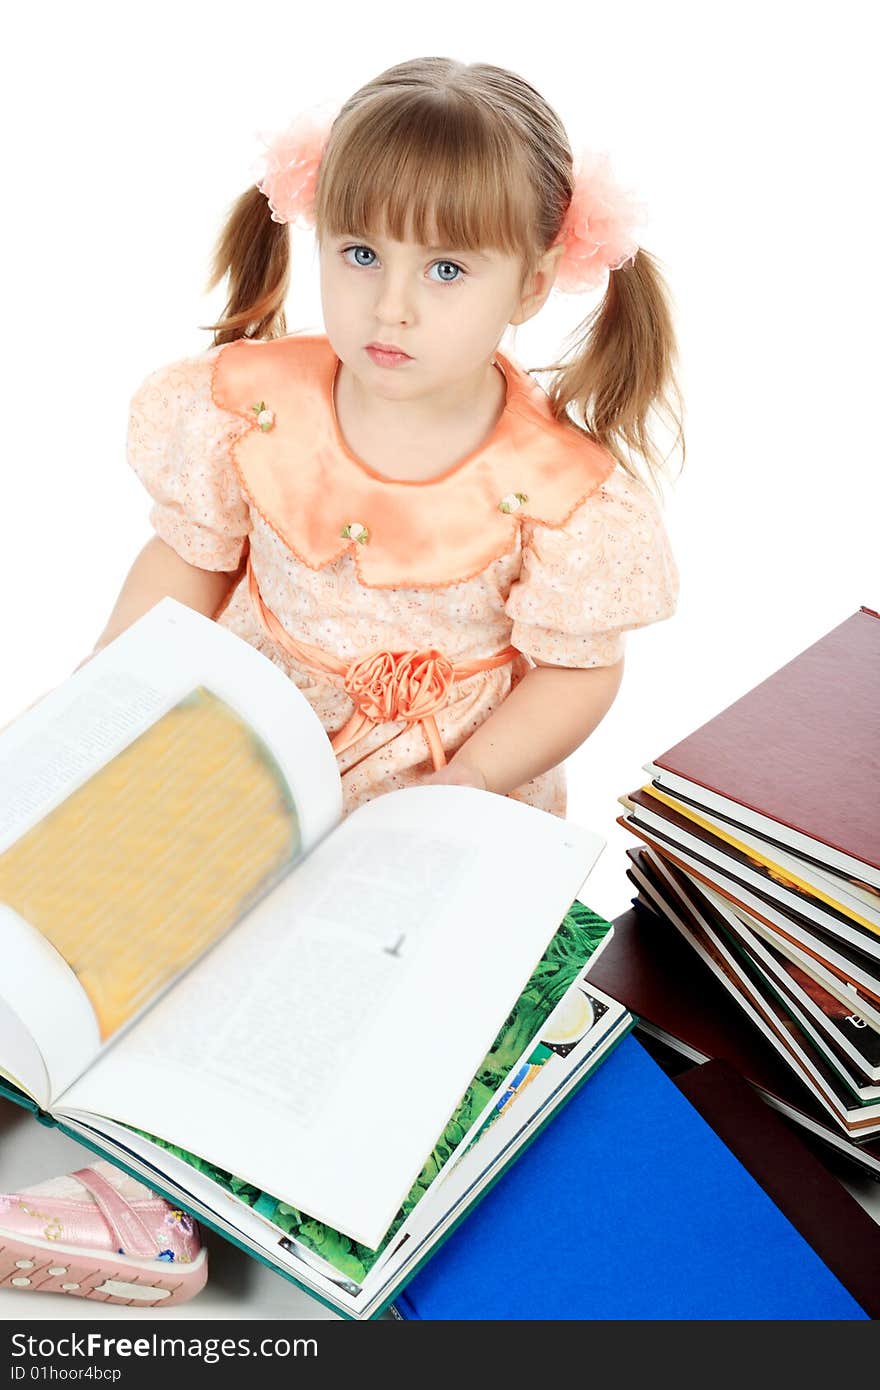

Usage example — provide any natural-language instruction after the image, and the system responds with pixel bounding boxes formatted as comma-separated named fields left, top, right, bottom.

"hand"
left=422, top=761, right=488, bottom=791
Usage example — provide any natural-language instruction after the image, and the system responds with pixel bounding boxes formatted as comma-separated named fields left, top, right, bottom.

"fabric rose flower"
left=394, top=650, right=455, bottom=722
left=342, top=650, right=401, bottom=723
left=499, top=492, right=528, bottom=513
left=342, top=648, right=455, bottom=725
left=340, top=521, right=369, bottom=544
left=252, top=401, right=274, bottom=431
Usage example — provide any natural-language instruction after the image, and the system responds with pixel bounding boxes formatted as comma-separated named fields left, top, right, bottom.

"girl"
left=0, top=54, right=683, bottom=1304
left=92, top=53, right=682, bottom=821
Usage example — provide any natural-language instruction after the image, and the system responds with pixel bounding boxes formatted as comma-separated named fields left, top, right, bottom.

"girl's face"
left=318, top=223, right=554, bottom=401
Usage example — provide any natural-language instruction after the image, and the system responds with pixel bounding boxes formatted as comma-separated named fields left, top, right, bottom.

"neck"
left=336, top=358, right=505, bottom=443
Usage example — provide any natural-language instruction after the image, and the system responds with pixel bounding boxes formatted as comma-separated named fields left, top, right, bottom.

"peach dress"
left=126, top=333, right=679, bottom=822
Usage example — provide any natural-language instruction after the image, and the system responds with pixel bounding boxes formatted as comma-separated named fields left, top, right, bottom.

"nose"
left=373, top=265, right=415, bottom=326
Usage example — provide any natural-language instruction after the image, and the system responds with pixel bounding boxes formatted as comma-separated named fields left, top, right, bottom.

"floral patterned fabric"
left=126, top=336, right=679, bottom=820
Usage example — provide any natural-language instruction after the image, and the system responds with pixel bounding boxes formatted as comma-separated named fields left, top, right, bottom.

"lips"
left=368, top=342, right=411, bottom=357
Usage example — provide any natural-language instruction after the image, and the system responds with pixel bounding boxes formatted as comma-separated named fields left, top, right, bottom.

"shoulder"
left=518, top=459, right=677, bottom=593
left=592, top=460, right=668, bottom=517
left=505, top=355, right=673, bottom=521
left=209, top=333, right=334, bottom=418
left=492, top=356, right=618, bottom=529
left=129, top=334, right=332, bottom=413
left=549, top=460, right=670, bottom=541
left=126, top=343, right=254, bottom=469
left=127, top=344, right=228, bottom=435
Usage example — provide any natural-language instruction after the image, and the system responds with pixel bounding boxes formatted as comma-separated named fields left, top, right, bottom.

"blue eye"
left=342, top=245, right=377, bottom=268
left=340, top=245, right=466, bottom=285
left=428, top=260, right=465, bottom=284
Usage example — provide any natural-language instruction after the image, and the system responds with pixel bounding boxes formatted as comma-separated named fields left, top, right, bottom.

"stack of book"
left=615, top=606, right=880, bottom=1156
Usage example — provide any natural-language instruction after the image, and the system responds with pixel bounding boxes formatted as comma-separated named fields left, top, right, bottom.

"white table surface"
left=0, top=1098, right=345, bottom=1321
left=2, top=1089, right=879, bottom=1321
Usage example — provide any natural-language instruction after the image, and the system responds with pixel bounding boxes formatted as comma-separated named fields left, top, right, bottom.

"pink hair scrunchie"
left=251, top=109, right=334, bottom=227
left=252, top=114, right=647, bottom=291
left=552, top=148, right=648, bottom=292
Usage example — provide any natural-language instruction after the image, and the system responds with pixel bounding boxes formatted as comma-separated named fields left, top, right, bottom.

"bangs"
left=314, top=97, right=537, bottom=256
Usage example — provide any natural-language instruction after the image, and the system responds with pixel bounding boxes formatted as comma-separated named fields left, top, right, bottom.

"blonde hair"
left=204, top=56, right=685, bottom=494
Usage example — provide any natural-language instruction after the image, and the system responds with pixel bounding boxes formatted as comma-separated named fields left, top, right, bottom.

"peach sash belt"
left=246, top=558, right=518, bottom=771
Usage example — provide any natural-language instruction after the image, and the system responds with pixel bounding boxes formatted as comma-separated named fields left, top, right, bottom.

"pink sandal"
left=0, top=1161, right=208, bottom=1306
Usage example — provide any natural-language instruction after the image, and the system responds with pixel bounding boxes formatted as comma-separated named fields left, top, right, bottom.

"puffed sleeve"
left=504, top=465, right=680, bottom=668
left=126, top=347, right=252, bottom=571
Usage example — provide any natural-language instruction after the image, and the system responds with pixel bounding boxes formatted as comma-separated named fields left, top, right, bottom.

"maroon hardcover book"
left=650, top=607, right=880, bottom=878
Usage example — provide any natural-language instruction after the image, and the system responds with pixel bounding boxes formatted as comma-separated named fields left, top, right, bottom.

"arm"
left=82, top=536, right=240, bottom=665
left=0, top=538, right=239, bottom=734
left=427, top=657, right=625, bottom=795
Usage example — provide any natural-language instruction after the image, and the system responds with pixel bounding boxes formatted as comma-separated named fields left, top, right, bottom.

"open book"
left=0, top=599, right=630, bottom=1318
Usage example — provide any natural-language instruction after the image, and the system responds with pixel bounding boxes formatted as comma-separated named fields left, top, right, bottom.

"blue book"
left=394, top=1035, right=868, bottom=1320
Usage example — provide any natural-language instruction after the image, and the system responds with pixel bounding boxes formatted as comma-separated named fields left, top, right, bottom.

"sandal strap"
left=72, top=1167, right=158, bottom=1259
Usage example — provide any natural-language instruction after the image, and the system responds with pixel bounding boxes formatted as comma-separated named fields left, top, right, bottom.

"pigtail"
left=542, top=248, right=685, bottom=500
left=200, top=185, right=291, bottom=345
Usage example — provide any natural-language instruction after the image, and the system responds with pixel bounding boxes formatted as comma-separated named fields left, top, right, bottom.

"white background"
left=1, top=0, right=878, bottom=1319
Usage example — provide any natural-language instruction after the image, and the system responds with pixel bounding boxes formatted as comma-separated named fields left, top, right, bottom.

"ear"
left=510, top=242, right=566, bottom=326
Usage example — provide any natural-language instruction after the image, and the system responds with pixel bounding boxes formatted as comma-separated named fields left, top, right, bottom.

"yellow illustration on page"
left=0, top=688, right=301, bottom=1038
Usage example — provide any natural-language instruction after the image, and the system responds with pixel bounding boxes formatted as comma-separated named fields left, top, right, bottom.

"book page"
left=59, top=785, right=604, bottom=1250
left=0, top=688, right=307, bottom=1041
left=0, top=906, right=98, bottom=1107
left=0, top=988, right=51, bottom=1106
left=0, top=599, right=341, bottom=854
left=0, top=600, right=342, bottom=1097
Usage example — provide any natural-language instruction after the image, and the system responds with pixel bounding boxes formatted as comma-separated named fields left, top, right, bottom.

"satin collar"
left=211, top=333, right=615, bottom=589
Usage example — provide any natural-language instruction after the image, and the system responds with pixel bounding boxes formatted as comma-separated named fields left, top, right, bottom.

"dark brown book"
left=640, top=848, right=880, bottom=1081
left=674, top=1060, right=880, bottom=1319
left=587, top=890, right=880, bottom=1181
left=627, top=850, right=880, bottom=1138
left=646, top=607, right=880, bottom=887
